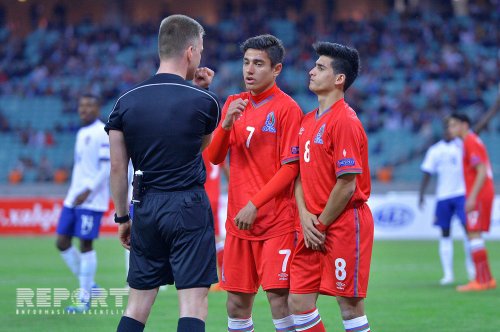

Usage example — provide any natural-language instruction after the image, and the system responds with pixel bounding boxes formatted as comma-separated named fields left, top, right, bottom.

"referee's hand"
left=193, top=67, right=214, bottom=89
left=118, top=221, right=131, bottom=250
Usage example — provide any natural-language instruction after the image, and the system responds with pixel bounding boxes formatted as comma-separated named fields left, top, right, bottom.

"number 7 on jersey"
left=246, top=126, right=255, bottom=148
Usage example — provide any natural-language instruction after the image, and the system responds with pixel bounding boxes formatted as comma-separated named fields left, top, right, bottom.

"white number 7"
left=246, top=126, right=255, bottom=148
left=279, top=249, right=291, bottom=273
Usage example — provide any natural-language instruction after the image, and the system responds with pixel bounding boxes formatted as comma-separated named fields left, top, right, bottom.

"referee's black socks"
left=177, top=317, right=205, bottom=332
left=117, top=316, right=145, bottom=332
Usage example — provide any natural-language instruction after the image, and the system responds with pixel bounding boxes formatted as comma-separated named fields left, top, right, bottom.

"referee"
left=106, top=15, right=221, bottom=332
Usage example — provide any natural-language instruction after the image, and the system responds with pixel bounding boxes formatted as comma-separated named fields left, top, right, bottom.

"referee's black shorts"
left=127, top=189, right=218, bottom=290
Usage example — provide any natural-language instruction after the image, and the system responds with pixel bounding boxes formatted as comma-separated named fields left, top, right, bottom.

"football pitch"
left=1, top=237, right=499, bottom=331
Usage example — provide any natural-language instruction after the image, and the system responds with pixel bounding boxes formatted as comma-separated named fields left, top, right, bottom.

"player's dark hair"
left=313, top=42, right=360, bottom=91
left=240, top=34, right=285, bottom=67
left=80, top=93, right=100, bottom=106
left=449, top=113, right=471, bottom=126
left=158, top=14, right=205, bottom=60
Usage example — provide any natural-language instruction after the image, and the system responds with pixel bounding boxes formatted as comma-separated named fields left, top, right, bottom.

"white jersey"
left=64, top=119, right=110, bottom=212
left=421, top=138, right=465, bottom=200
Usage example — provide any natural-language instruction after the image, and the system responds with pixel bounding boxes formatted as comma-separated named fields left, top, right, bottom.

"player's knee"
left=79, top=239, right=93, bottom=252
left=337, top=297, right=364, bottom=320
left=288, top=293, right=314, bottom=314
left=266, top=289, right=288, bottom=309
left=56, top=236, right=71, bottom=251
left=441, top=228, right=451, bottom=237
left=226, top=294, right=253, bottom=318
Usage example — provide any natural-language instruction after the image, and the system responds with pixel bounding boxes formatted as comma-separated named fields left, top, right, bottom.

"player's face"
left=243, top=49, right=281, bottom=95
left=78, top=97, right=99, bottom=125
left=309, top=56, right=344, bottom=95
left=447, top=118, right=464, bottom=138
left=186, top=35, right=203, bottom=81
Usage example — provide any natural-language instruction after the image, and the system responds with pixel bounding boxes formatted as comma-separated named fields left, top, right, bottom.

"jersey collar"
left=315, top=98, right=345, bottom=120
left=249, top=83, right=279, bottom=108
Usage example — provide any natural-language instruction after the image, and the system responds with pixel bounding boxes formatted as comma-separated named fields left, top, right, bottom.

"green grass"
left=1, top=237, right=499, bottom=331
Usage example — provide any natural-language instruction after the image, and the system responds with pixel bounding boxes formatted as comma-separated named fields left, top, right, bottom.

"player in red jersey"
left=207, top=35, right=302, bottom=332
left=202, top=150, right=228, bottom=291
left=288, top=42, right=373, bottom=332
left=448, top=113, right=496, bottom=292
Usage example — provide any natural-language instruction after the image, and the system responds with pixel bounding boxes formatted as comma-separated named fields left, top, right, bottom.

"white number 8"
left=335, top=258, right=347, bottom=281
left=304, top=140, right=311, bottom=163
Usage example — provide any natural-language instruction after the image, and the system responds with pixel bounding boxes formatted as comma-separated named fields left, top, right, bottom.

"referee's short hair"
left=158, top=15, right=205, bottom=60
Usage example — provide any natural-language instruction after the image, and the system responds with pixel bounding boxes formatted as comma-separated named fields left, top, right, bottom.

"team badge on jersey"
left=262, top=112, right=277, bottom=133
left=299, top=127, right=305, bottom=135
left=314, top=124, right=325, bottom=144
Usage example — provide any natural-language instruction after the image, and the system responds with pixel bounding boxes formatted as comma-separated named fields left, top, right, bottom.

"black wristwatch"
left=114, top=213, right=130, bottom=224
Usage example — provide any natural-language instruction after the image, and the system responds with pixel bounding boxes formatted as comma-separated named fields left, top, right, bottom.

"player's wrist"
left=315, top=219, right=329, bottom=233
left=114, top=213, right=130, bottom=224
left=221, top=121, right=233, bottom=130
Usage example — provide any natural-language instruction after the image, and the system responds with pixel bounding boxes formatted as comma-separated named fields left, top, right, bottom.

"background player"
left=448, top=113, right=496, bottom=292
left=419, top=124, right=475, bottom=285
left=202, top=150, right=228, bottom=291
left=207, top=34, right=302, bottom=332
left=55, top=94, right=110, bottom=313
left=289, top=42, right=373, bottom=332
left=107, top=15, right=221, bottom=332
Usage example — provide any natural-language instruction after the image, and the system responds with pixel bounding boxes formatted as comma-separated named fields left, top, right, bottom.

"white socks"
left=273, top=315, right=295, bottom=331
left=463, top=237, right=475, bottom=280
left=79, top=250, right=97, bottom=302
left=439, top=237, right=453, bottom=283
left=60, top=246, right=80, bottom=276
left=228, top=317, right=254, bottom=332
left=343, top=315, right=370, bottom=332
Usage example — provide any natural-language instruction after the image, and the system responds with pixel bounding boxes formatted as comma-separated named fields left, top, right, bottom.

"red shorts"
left=290, top=203, right=374, bottom=298
left=466, top=192, right=494, bottom=232
left=221, top=232, right=295, bottom=293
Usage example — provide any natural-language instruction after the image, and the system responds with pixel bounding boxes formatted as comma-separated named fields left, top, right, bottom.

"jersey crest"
left=262, top=112, right=277, bottom=133
left=314, top=124, right=325, bottom=144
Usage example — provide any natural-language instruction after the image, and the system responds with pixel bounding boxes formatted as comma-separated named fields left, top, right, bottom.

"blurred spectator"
left=36, top=155, right=53, bottom=182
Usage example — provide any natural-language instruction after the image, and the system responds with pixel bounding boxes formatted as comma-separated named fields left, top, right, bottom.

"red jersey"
left=220, top=84, right=302, bottom=240
left=299, top=99, right=370, bottom=215
left=462, top=132, right=494, bottom=198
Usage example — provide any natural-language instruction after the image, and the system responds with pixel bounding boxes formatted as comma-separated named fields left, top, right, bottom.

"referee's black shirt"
left=105, top=73, right=221, bottom=191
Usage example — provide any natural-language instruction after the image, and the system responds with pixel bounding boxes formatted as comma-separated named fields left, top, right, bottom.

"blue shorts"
left=128, top=189, right=218, bottom=290
left=434, top=196, right=466, bottom=230
left=56, top=206, right=103, bottom=240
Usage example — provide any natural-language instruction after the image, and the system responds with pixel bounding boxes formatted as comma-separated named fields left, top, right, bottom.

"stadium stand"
left=0, top=0, right=498, bottom=183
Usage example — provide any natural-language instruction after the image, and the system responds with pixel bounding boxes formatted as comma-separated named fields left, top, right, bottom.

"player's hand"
left=118, top=221, right=131, bottom=250
left=73, top=189, right=91, bottom=206
left=299, top=209, right=325, bottom=249
left=465, top=197, right=476, bottom=213
left=222, top=98, right=248, bottom=130
left=193, top=67, right=214, bottom=89
left=234, top=201, right=257, bottom=230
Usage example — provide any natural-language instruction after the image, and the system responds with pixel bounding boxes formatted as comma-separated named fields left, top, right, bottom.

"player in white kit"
left=419, top=130, right=475, bottom=285
left=55, top=94, right=110, bottom=312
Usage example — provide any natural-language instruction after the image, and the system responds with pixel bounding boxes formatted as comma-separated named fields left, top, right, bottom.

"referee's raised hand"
left=193, top=67, right=214, bottom=89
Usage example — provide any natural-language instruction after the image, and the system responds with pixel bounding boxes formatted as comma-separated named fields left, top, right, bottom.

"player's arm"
left=109, top=129, right=131, bottom=249
left=465, top=162, right=487, bottom=212
left=317, top=173, right=357, bottom=229
left=206, top=97, right=248, bottom=164
left=295, top=175, right=325, bottom=248
left=235, top=161, right=299, bottom=230
left=418, top=172, right=432, bottom=210
left=201, top=133, right=212, bottom=151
